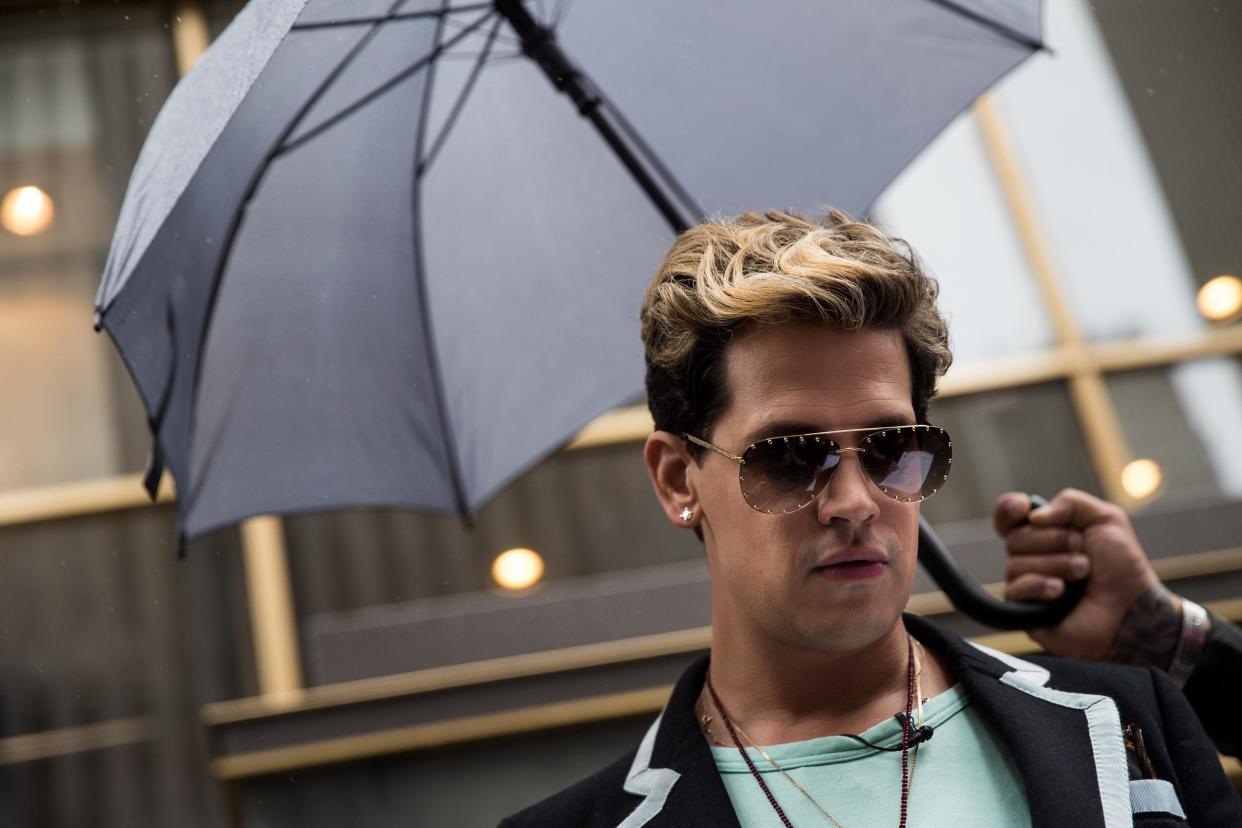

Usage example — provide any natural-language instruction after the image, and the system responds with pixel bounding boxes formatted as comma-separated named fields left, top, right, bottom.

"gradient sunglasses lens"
left=739, top=426, right=952, bottom=513
left=858, top=425, right=952, bottom=502
left=740, top=435, right=841, bottom=514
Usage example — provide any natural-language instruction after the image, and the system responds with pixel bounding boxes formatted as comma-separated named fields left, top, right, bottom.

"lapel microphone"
left=896, top=712, right=936, bottom=746
left=843, top=714, right=935, bottom=751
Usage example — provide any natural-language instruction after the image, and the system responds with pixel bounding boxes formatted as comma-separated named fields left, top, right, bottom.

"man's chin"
left=788, top=607, right=905, bottom=653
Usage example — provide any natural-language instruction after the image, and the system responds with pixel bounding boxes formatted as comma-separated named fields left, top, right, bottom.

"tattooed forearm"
left=1105, top=585, right=1182, bottom=670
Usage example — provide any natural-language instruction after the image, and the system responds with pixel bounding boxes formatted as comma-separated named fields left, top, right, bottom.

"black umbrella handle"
left=917, top=495, right=1087, bottom=630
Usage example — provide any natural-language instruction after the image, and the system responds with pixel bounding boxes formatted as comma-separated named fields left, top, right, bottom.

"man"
left=997, top=488, right=1242, bottom=759
left=499, top=210, right=1241, bottom=826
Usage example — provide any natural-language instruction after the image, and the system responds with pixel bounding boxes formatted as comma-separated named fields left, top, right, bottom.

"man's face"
left=691, top=323, right=921, bottom=653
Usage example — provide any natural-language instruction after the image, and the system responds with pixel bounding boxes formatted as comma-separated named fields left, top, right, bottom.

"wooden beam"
left=0, top=473, right=173, bottom=529
left=206, top=592, right=1242, bottom=778
left=4, top=324, right=1242, bottom=531
left=170, top=1, right=209, bottom=76
left=210, top=686, right=671, bottom=781
left=203, top=551, right=1242, bottom=725
left=973, top=94, right=1134, bottom=508
left=0, top=718, right=152, bottom=766
left=240, top=516, right=304, bottom=704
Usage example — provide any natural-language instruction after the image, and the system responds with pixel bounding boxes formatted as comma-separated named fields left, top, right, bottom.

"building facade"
left=1, top=0, right=1240, bottom=825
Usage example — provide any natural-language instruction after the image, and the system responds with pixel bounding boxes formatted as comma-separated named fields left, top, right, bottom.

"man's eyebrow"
left=743, top=416, right=916, bottom=445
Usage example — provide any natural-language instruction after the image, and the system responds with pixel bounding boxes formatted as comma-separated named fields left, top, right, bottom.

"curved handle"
left=917, top=495, right=1086, bottom=630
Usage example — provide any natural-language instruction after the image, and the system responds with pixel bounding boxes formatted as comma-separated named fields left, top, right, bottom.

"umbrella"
left=95, top=0, right=1044, bottom=543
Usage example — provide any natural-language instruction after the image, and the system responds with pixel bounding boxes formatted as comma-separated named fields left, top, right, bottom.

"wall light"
left=492, top=547, right=545, bottom=591
left=1, top=185, right=55, bottom=236
left=1197, top=275, right=1242, bottom=323
left=1120, top=458, right=1163, bottom=501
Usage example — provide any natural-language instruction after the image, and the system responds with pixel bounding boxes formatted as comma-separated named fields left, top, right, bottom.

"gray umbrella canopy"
left=96, top=0, right=1040, bottom=540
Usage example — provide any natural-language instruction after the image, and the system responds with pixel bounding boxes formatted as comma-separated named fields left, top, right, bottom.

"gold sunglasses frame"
left=683, top=424, right=952, bottom=514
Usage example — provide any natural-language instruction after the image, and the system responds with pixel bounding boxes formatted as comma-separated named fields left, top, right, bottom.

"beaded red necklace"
left=704, top=635, right=916, bottom=828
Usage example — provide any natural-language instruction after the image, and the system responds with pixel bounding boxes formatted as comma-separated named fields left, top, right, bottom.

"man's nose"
left=815, top=449, right=881, bottom=527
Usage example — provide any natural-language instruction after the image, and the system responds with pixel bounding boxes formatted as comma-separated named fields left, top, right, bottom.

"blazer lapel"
left=905, top=615, right=1131, bottom=828
left=625, top=620, right=1133, bottom=828
left=618, top=655, right=742, bottom=828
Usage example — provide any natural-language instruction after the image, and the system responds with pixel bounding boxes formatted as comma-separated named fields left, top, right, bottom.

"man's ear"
left=643, top=430, right=699, bottom=528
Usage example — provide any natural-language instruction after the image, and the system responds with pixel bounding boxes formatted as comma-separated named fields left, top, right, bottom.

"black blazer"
left=1186, top=612, right=1242, bottom=759
left=500, top=614, right=1242, bottom=827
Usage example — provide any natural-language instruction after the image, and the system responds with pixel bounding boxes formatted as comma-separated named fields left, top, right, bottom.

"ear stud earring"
left=680, top=507, right=694, bottom=522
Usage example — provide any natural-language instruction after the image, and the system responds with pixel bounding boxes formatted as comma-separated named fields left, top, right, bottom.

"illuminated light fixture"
left=1, top=185, right=55, bottom=236
left=1197, top=275, right=1242, bottom=323
left=492, top=547, right=545, bottom=591
left=1120, top=458, right=1163, bottom=501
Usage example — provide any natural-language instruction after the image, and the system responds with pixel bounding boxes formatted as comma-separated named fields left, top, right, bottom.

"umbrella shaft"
left=493, top=0, right=695, bottom=233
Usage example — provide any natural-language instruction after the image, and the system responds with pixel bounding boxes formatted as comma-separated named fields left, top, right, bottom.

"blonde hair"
left=641, top=209, right=952, bottom=456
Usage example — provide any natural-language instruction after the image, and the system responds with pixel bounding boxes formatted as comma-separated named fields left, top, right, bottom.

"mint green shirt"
left=710, top=685, right=1032, bottom=827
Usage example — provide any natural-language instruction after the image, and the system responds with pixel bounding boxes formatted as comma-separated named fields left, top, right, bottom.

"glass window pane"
left=1107, top=357, right=1242, bottom=509
left=1087, top=0, right=1242, bottom=316
left=993, top=0, right=1209, bottom=342
left=0, top=10, right=173, bottom=489
left=878, top=0, right=1231, bottom=349
left=923, top=383, right=1102, bottom=526
left=871, top=113, right=1055, bottom=364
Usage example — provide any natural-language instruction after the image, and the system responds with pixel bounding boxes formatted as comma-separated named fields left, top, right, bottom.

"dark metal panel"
left=305, top=499, right=1242, bottom=682
left=308, top=559, right=711, bottom=684
left=201, top=500, right=1242, bottom=790
left=282, top=441, right=702, bottom=621
left=0, top=507, right=251, bottom=828
left=1089, top=0, right=1242, bottom=282
left=239, top=714, right=654, bottom=828
left=212, top=650, right=696, bottom=757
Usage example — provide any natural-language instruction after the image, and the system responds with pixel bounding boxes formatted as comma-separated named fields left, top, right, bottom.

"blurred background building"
left=1, top=0, right=1240, bottom=825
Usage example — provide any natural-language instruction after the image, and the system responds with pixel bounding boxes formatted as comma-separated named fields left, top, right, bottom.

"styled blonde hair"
left=640, top=209, right=952, bottom=457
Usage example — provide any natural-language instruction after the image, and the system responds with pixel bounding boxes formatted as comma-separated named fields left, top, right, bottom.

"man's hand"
left=995, top=488, right=1182, bottom=666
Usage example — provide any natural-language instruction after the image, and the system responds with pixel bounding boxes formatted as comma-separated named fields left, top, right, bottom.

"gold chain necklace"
left=699, top=640, right=929, bottom=828
left=731, top=720, right=846, bottom=828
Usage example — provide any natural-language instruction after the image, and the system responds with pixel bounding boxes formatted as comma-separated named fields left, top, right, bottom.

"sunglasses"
left=683, top=424, right=952, bottom=515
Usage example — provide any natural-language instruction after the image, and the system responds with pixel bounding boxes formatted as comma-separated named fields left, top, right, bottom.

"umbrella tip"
left=92, top=309, right=103, bottom=331
left=143, top=446, right=165, bottom=501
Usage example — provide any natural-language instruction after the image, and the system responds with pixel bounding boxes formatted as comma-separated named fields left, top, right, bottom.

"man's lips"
left=812, top=546, right=890, bottom=570
left=808, top=547, right=890, bottom=581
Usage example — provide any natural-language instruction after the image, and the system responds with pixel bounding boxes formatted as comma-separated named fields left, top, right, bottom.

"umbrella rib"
left=440, top=50, right=523, bottom=62
left=275, top=9, right=495, bottom=159
left=180, top=1, right=411, bottom=520
left=442, top=10, right=522, bottom=49
left=289, top=3, right=492, bottom=31
left=410, top=2, right=473, bottom=518
left=919, top=0, right=1045, bottom=51
left=417, top=15, right=502, bottom=177
left=494, top=0, right=694, bottom=233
